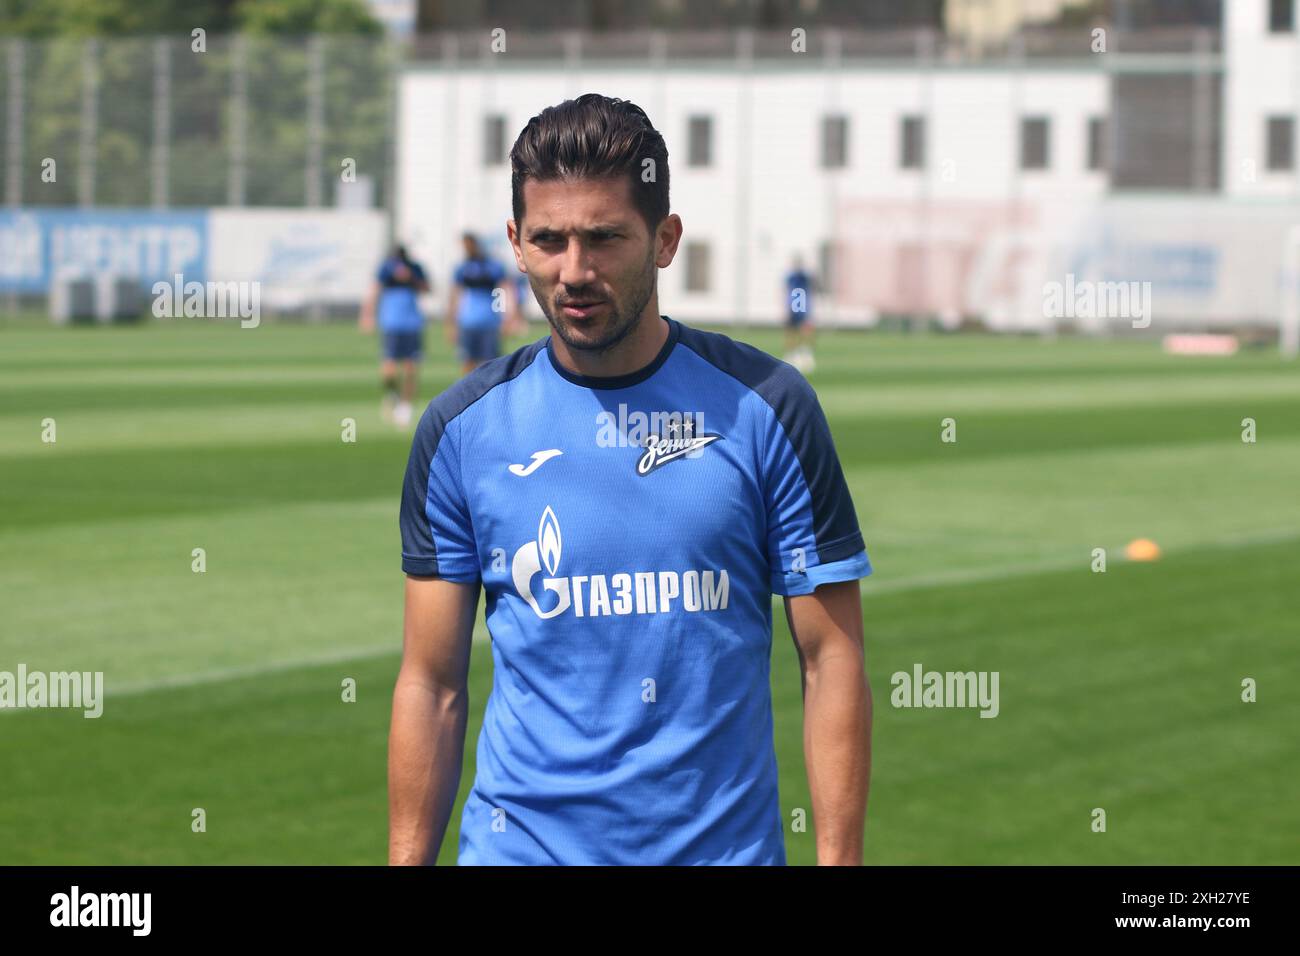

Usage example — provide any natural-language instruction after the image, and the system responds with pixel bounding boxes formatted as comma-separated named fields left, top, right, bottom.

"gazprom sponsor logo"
left=511, top=506, right=730, bottom=619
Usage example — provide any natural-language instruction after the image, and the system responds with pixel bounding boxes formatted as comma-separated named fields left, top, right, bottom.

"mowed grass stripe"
left=5, top=432, right=1295, bottom=609
left=813, top=374, right=1300, bottom=417
left=0, top=403, right=413, bottom=458
left=0, top=364, right=387, bottom=389
left=0, top=520, right=1290, bottom=703
left=1, top=534, right=1293, bottom=864
left=0, top=439, right=412, bottom=532
left=5, top=367, right=1299, bottom=418
left=850, top=437, right=1300, bottom=577
left=3, top=398, right=1295, bottom=531
left=0, top=379, right=438, bottom=416
left=3, top=338, right=1292, bottom=380
left=0, top=498, right=407, bottom=683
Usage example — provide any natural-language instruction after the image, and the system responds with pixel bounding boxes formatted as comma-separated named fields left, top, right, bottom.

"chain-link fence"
left=1, top=33, right=398, bottom=211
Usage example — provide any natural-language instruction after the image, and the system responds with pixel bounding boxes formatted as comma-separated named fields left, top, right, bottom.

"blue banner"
left=0, top=208, right=209, bottom=293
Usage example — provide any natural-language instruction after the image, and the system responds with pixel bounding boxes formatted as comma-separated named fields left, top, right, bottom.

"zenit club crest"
left=593, top=404, right=723, bottom=475
left=636, top=416, right=722, bottom=476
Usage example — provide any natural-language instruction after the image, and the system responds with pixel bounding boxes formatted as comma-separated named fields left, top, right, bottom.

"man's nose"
left=557, top=239, right=596, bottom=288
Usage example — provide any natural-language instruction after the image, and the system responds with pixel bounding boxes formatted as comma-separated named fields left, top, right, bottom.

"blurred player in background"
left=361, top=244, right=431, bottom=427
left=446, top=232, right=515, bottom=376
left=784, top=254, right=816, bottom=374
left=506, top=269, right=530, bottom=339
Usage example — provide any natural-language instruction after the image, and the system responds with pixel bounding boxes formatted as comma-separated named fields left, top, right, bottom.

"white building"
left=396, top=0, right=1300, bottom=333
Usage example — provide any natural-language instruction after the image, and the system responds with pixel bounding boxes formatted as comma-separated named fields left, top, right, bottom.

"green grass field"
left=1, top=314, right=1297, bottom=865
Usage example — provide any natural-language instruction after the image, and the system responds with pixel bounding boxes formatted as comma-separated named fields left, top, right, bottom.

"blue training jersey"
left=454, top=256, right=506, bottom=330
left=399, top=315, right=872, bottom=865
left=377, top=257, right=427, bottom=333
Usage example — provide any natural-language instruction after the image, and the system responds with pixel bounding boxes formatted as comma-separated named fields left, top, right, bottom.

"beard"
left=538, top=249, right=656, bottom=357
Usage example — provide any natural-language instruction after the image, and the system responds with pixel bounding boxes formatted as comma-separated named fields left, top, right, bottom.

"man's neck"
left=550, top=309, right=669, bottom=379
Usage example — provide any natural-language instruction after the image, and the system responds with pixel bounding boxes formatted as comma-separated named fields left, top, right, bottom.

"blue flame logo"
left=513, top=506, right=571, bottom=619
left=538, top=506, right=561, bottom=576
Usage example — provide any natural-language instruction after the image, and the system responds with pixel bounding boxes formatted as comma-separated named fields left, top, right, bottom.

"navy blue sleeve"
left=758, top=366, right=870, bottom=595
left=674, top=323, right=871, bottom=596
left=399, top=400, right=481, bottom=581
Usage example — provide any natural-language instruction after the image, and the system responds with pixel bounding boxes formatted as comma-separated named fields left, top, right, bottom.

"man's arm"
left=360, top=280, right=381, bottom=332
left=388, top=574, right=480, bottom=865
left=784, top=578, right=871, bottom=866
left=499, top=276, right=523, bottom=336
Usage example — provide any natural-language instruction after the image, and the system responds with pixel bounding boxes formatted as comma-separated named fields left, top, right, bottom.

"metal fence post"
left=5, top=38, right=23, bottom=209
left=78, top=37, right=98, bottom=208
left=4, top=38, right=22, bottom=316
left=228, top=33, right=247, bottom=207
left=152, top=36, right=171, bottom=209
left=306, top=33, right=325, bottom=209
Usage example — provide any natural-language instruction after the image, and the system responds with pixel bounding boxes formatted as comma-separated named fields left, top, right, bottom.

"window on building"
left=1267, top=115, right=1295, bottom=170
left=821, top=115, right=848, bottom=168
left=901, top=115, right=925, bottom=169
left=484, top=115, right=506, bottom=166
left=685, top=241, right=711, bottom=292
left=1020, top=116, right=1050, bottom=170
left=1270, top=0, right=1294, bottom=33
left=1087, top=116, right=1106, bottom=171
left=688, top=116, right=712, bottom=167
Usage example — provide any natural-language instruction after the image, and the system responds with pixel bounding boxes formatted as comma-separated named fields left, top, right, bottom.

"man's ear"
left=506, top=219, right=527, bottom=272
left=654, top=214, right=684, bottom=269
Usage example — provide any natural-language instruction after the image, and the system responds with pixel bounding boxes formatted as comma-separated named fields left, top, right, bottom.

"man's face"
left=509, top=175, right=673, bottom=355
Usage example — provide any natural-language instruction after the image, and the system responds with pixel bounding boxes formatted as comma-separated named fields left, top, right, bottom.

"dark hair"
left=510, top=93, right=670, bottom=239
left=392, top=244, right=410, bottom=264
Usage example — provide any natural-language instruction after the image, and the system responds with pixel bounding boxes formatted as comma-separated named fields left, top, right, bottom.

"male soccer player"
left=390, top=94, right=873, bottom=866
left=361, top=244, right=431, bottom=427
left=784, top=254, right=817, bottom=374
left=445, top=233, right=514, bottom=377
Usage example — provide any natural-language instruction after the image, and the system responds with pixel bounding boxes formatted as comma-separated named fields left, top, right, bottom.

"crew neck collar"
left=546, top=315, right=680, bottom=390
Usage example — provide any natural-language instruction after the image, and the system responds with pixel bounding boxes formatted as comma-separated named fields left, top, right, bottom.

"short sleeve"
left=452, top=263, right=465, bottom=287
left=399, top=403, right=481, bottom=581
left=760, top=370, right=871, bottom=596
left=377, top=261, right=392, bottom=283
